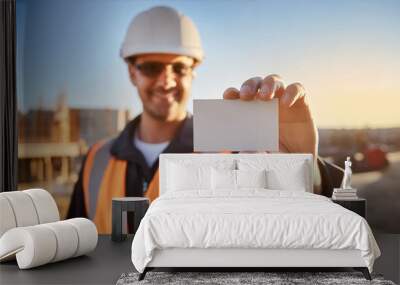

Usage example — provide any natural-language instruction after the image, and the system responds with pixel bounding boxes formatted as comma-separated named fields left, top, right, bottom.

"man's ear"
left=128, top=63, right=137, bottom=86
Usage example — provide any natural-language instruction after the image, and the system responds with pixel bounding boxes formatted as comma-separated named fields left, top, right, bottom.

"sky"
left=16, top=0, right=400, bottom=128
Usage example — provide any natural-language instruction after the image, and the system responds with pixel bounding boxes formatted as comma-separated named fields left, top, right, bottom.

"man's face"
left=128, top=54, right=195, bottom=122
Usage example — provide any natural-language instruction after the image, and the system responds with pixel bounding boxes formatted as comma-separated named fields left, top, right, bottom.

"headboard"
left=159, top=153, right=314, bottom=194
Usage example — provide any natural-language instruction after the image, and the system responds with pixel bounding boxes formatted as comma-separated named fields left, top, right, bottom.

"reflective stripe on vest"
left=82, top=139, right=159, bottom=234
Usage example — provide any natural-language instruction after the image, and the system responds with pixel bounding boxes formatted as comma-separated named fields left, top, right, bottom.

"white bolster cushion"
left=42, top=221, right=79, bottom=262
left=24, top=189, right=60, bottom=223
left=0, top=226, right=57, bottom=268
left=0, top=189, right=60, bottom=238
left=0, top=196, right=17, bottom=237
left=0, top=191, right=39, bottom=228
left=65, top=218, right=98, bottom=257
left=0, top=218, right=98, bottom=269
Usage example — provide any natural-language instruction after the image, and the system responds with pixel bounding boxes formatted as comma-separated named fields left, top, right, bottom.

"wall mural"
left=16, top=0, right=400, bottom=234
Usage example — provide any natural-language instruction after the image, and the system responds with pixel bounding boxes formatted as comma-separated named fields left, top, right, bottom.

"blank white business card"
left=193, top=99, right=279, bottom=152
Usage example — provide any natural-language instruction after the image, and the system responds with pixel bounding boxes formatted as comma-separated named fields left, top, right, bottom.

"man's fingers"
left=223, top=87, right=240, bottom=99
left=281, top=82, right=306, bottom=107
left=239, top=77, right=262, bottom=100
left=258, top=74, right=285, bottom=101
left=223, top=75, right=303, bottom=105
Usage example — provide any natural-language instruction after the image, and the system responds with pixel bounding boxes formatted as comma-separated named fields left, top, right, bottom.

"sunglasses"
left=135, top=61, right=192, bottom=78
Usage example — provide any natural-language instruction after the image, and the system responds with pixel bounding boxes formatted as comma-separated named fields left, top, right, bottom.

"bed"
left=131, top=153, right=380, bottom=280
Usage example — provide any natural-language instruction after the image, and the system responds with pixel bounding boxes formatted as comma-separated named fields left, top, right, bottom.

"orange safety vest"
left=82, top=139, right=159, bottom=234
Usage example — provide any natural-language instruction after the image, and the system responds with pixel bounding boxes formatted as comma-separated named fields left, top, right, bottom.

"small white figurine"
left=341, top=156, right=353, bottom=189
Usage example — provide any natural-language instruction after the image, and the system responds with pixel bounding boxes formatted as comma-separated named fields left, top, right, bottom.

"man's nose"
left=157, top=65, right=177, bottom=89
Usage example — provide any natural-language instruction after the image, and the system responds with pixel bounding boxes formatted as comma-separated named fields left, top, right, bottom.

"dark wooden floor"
left=0, top=234, right=398, bottom=284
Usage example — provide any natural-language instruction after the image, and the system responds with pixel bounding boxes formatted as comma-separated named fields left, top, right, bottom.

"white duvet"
left=131, top=190, right=380, bottom=273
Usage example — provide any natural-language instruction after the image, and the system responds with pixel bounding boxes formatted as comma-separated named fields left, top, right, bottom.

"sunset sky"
left=16, top=0, right=400, bottom=128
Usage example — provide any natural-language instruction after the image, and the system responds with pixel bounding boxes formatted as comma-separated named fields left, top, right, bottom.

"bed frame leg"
left=138, top=268, right=148, bottom=281
left=354, top=267, right=371, bottom=280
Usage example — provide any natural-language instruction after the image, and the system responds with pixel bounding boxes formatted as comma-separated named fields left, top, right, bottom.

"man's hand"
left=223, top=74, right=318, bottom=158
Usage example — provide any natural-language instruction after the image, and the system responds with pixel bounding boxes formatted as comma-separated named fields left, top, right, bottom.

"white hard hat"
left=120, top=6, right=204, bottom=63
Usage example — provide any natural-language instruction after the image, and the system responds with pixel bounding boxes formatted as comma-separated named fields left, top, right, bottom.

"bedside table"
left=112, top=197, right=149, bottom=242
left=331, top=198, right=366, bottom=218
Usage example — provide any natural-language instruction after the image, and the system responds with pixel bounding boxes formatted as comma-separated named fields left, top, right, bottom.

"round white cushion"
left=65, top=218, right=98, bottom=257
left=24, top=189, right=60, bottom=223
left=42, top=221, right=79, bottom=262
left=0, top=219, right=98, bottom=269
left=0, top=196, right=17, bottom=237
left=0, top=191, right=39, bottom=227
left=0, top=226, right=57, bottom=269
left=0, top=189, right=60, bottom=238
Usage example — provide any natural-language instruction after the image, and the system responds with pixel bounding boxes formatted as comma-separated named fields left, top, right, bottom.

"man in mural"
left=67, top=6, right=342, bottom=233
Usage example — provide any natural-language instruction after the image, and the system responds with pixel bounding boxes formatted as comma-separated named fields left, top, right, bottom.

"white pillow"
left=168, top=163, right=210, bottom=191
left=211, top=169, right=268, bottom=190
left=267, top=165, right=308, bottom=191
left=211, top=168, right=236, bottom=190
left=167, top=160, right=235, bottom=191
left=236, top=169, right=267, bottom=188
left=238, top=159, right=309, bottom=192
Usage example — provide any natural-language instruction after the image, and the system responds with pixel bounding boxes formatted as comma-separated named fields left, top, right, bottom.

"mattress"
left=131, top=190, right=380, bottom=273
